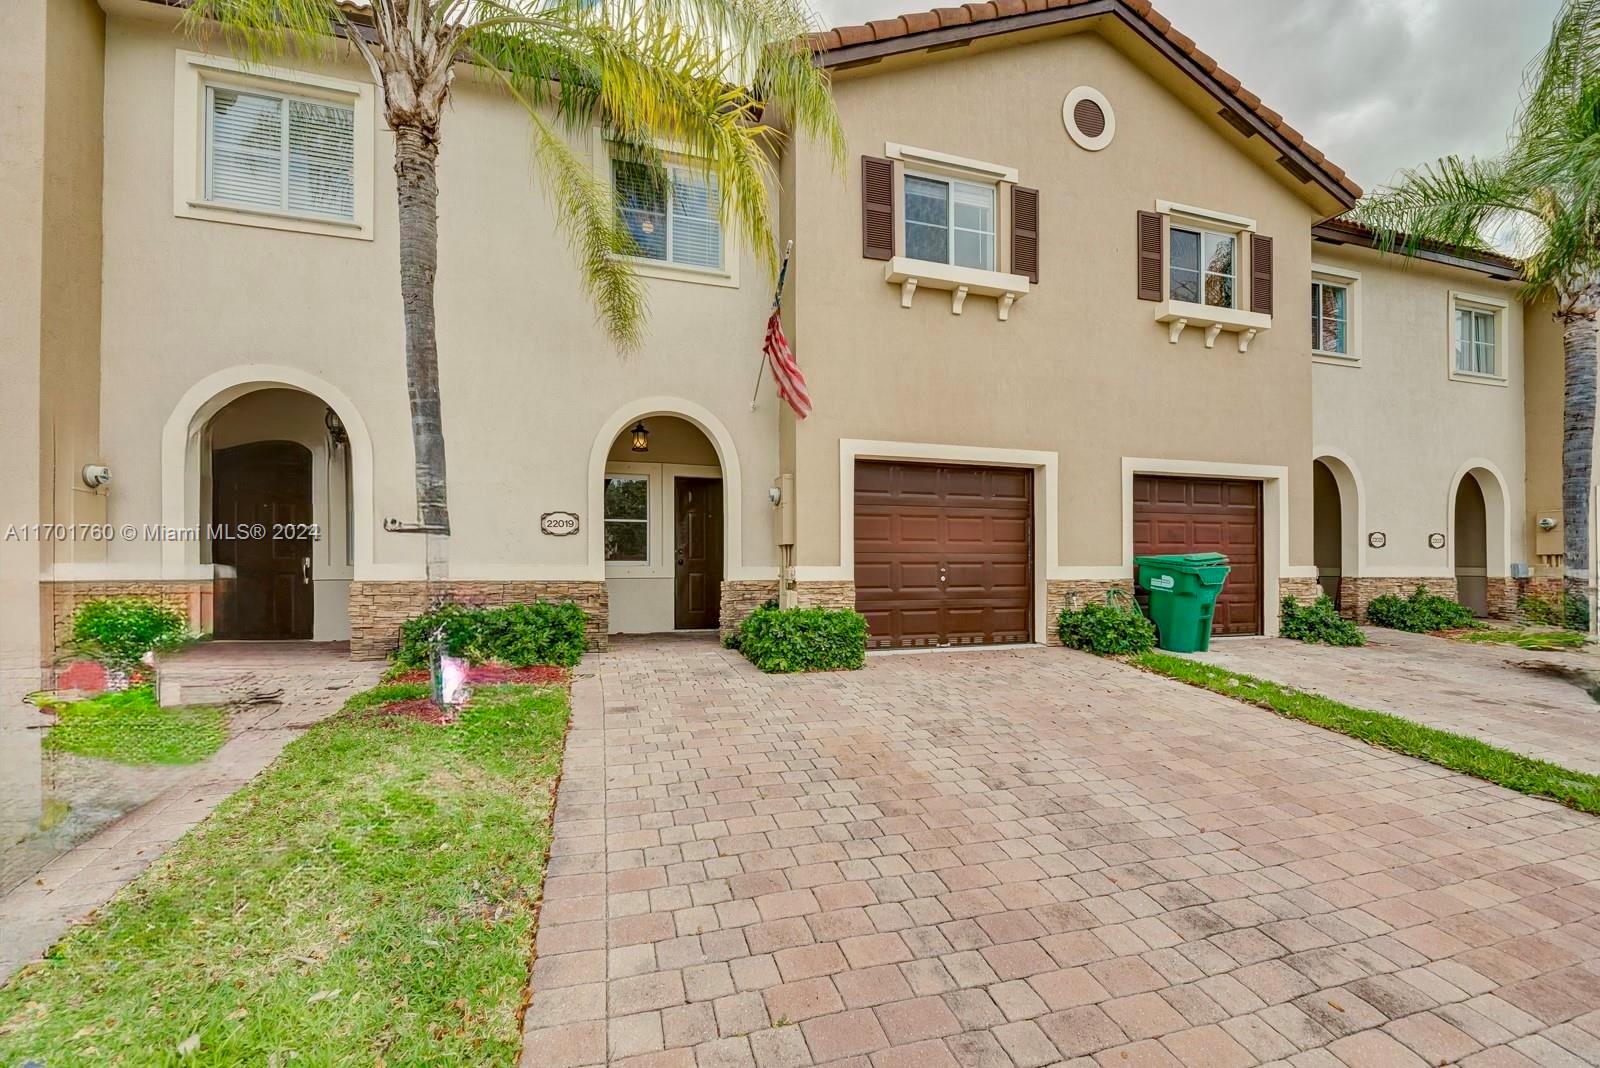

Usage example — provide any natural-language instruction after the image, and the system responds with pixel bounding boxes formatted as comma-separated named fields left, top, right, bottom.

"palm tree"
left=1352, top=0, right=1600, bottom=628
left=183, top=0, right=842, bottom=573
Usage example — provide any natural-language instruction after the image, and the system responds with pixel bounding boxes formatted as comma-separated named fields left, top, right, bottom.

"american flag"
left=763, top=306, right=811, bottom=419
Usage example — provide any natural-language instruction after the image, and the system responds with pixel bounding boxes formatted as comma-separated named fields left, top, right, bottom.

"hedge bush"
left=1056, top=593, right=1156, bottom=656
left=1280, top=595, right=1365, bottom=646
left=1366, top=585, right=1478, bottom=633
left=393, top=601, right=587, bottom=669
left=1524, top=590, right=1593, bottom=632
left=68, top=597, right=191, bottom=668
left=736, top=605, right=867, bottom=673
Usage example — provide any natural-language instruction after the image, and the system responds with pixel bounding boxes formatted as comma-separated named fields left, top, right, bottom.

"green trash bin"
left=1135, top=553, right=1232, bottom=653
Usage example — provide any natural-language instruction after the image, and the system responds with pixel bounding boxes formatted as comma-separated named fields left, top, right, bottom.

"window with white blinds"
left=206, top=85, right=355, bottom=220
left=612, top=158, right=724, bottom=270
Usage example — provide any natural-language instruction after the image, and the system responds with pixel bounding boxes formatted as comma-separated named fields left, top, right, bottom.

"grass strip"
left=0, top=680, right=569, bottom=1066
left=1454, top=627, right=1587, bottom=651
left=39, top=685, right=226, bottom=765
left=1133, top=650, right=1600, bottom=815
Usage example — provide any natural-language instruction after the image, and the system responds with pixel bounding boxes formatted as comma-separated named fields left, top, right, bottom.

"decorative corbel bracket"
left=951, top=285, right=969, bottom=316
left=1167, top=318, right=1188, bottom=344
left=1237, top=328, right=1258, bottom=353
left=998, top=293, right=1016, bottom=322
left=899, top=277, right=918, bottom=309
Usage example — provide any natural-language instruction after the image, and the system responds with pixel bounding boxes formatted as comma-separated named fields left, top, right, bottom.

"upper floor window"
left=612, top=159, right=723, bottom=271
left=1169, top=226, right=1235, bottom=308
left=1312, top=280, right=1349, bottom=355
left=205, top=85, right=355, bottom=221
left=904, top=172, right=996, bottom=272
left=1455, top=305, right=1498, bottom=376
left=603, top=475, right=649, bottom=563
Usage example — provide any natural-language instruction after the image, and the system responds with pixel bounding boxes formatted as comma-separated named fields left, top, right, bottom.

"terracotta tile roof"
left=809, top=0, right=1362, bottom=204
left=1312, top=217, right=1522, bottom=279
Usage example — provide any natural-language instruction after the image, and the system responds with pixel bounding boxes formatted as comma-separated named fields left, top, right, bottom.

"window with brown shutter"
left=861, top=156, right=894, bottom=261
left=1250, top=233, right=1273, bottom=315
left=1137, top=210, right=1163, bottom=301
left=1011, top=186, right=1039, bottom=283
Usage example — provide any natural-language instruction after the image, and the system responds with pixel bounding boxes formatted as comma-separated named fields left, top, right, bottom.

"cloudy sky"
left=807, top=0, right=1558, bottom=193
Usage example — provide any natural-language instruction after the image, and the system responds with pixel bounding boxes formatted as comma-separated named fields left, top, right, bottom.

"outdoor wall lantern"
left=325, top=407, right=348, bottom=449
left=630, top=421, right=650, bottom=452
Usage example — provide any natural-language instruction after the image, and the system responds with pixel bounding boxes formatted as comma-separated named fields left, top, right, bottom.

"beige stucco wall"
left=1, top=0, right=105, bottom=680
left=786, top=27, right=1321, bottom=609
left=1310, top=245, right=1526, bottom=581
left=87, top=9, right=780, bottom=601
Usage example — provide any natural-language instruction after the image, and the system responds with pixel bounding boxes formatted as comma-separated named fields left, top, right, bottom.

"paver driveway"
left=1193, top=628, right=1600, bottom=775
left=523, top=636, right=1600, bottom=1068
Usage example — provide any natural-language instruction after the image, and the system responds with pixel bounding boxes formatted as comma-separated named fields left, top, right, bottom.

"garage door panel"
left=1133, top=474, right=1263, bottom=637
left=855, top=460, right=1033, bottom=649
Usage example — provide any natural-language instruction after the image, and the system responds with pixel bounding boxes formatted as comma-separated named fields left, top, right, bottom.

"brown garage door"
left=1132, top=475, right=1263, bottom=636
left=855, top=461, right=1032, bottom=649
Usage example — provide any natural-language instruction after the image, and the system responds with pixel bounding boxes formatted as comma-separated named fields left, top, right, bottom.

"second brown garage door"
left=1132, top=475, right=1263, bottom=636
left=854, top=461, right=1032, bottom=649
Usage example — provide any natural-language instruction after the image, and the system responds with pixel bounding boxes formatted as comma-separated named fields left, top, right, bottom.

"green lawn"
left=0, top=680, right=569, bottom=1066
left=40, top=685, right=227, bottom=766
left=1135, top=651, right=1600, bottom=814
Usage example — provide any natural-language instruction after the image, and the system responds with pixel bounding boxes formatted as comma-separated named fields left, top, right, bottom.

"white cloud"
left=806, top=0, right=1557, bottom=192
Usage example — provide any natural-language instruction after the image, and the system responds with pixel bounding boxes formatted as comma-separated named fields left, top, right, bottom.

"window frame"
left=174, top=51, right=375, bottom=240
left=602, top=462, right=723, bottom=579
left=1447, top=290, right=1510, bottom=385
left=203, top=84, right=357, bottom=223
left=1310, top=263, right=1361, bottom=365
left=602, top=471, right=652, bottom=567
left=1168, top=224, right=1238, bottom=311
left=599, top=135, right=738, bottom=289
left=611, top=157, right=727, bottom=275
left=901, top=168, right=998, bottom=273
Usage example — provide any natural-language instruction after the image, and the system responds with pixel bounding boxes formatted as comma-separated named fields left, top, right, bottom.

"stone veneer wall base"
left=1278, top=577, right=1321, bottom=606
left=46, top=581, right=215, bottom=660
left=1044, top=579, right=1138, bottom=646
left=347, top=580, right=608, bottom=661
left=1336, top=576, right=1462, bottom=624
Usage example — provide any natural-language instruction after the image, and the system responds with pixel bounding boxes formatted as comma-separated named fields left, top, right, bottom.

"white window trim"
left=1155, top=200, right=1256, bottom=233
left=1311, top=263, right=1361, bottom=365
left=596, top=134, right=738, bottom=289
left=902, top=168, right=998, bottom=274
left=885, top=143, right=1017, bottom=183
left=1153, top=200, right=1268, bottom=349
left=173, top=51, right=374, bottom=240
left=1448, top=290, right=1510, bottom=385
left=602, top=462, right=721, bottom=579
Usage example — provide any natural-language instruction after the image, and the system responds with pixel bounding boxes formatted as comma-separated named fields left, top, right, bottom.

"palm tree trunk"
left=393, top=123, right=451, bottom=558
left=1561, top=293, right=1598, bottom=629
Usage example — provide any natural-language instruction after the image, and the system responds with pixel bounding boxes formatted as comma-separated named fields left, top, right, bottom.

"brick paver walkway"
left=1193, top=629, right=1600, bottom=775
left=0, top=642, right=381, bottom=982
left=524, top=635, right=1600, bottom=1068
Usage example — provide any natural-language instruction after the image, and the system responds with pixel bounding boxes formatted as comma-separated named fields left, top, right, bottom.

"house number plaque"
left=1429, top=532, right=1446, bottom=549
left=540, top=511, right=580, bottom=536
left=1367, top=531, right=1386, bottom=549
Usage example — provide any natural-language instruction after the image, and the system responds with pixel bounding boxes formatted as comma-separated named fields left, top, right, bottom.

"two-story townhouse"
left=0, top=0, right=1573, bottom=679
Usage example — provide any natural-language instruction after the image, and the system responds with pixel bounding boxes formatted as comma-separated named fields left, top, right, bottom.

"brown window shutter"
left=861, top=156, right=894, bottom=261
left=1136, top=210, right=1163, bottom=301
left=1250, top=233, right=1274, bottom=315
left=1011, top=186, right=1039, bottom=283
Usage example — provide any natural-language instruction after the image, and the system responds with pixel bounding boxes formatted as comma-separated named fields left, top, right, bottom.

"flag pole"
left=751, top=240, right=795, bottom=411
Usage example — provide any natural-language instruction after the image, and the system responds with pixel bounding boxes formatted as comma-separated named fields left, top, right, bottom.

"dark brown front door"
left=854, top=461, right=1032, bottom=649
left=1132, top=474, right=1263, bottom=636
left=674, top=478, right=723, bottom=630
left=212, top=441, right=314, bottom=640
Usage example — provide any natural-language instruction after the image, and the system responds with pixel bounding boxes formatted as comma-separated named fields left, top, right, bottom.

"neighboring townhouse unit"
left=0, top=0, right=1573, bottom=676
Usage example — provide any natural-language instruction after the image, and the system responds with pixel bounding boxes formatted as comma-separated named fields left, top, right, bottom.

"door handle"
left=302, top=557, right=311, bottom=586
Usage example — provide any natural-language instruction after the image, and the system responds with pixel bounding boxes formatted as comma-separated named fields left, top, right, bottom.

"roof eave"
left=1311, top=221, right=1523, bottom=283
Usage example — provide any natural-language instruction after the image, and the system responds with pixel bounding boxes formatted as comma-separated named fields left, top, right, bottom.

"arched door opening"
left=1455, top=472, right=1489, bottom=617
left=202, top=388, right=354, bottom=641
left=603, top=415, right=725, bottom=633
left=1312, top=459, right=1343, bottom=608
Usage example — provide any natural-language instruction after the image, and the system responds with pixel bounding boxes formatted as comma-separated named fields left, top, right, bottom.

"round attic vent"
left=1063, top=86, right=1115, bottom=151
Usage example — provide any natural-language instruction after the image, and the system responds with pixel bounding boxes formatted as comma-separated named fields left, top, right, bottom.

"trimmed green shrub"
left=1280, top=595, right=1365, bottom=646
left=1520, top=592, right=1562, bottom=627
left=723, top=598, right=778, bottom=652
left=393, top=601, right=587, bottom=669
left=737, top=605, right=867, bottom=673
left=1056, top=593, right=1156, bottom=656
left=68, top=597, right=191, bottom=668
left=1366, top=585, right=1478, bottom=633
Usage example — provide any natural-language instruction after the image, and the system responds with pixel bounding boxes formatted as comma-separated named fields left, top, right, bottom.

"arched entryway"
left=1311, top=451, right=1362, bottom=611
left=165, top=370, right=368, bottom=643
left=601, top=415, right=725, bottom=633
left=1455, top=472, right=1490, bottom=616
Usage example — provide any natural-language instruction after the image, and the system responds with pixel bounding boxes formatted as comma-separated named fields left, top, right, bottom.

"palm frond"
left=182, top=0, right=351, bottom=63
left=1351, top=154, right=1531, bottom=256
